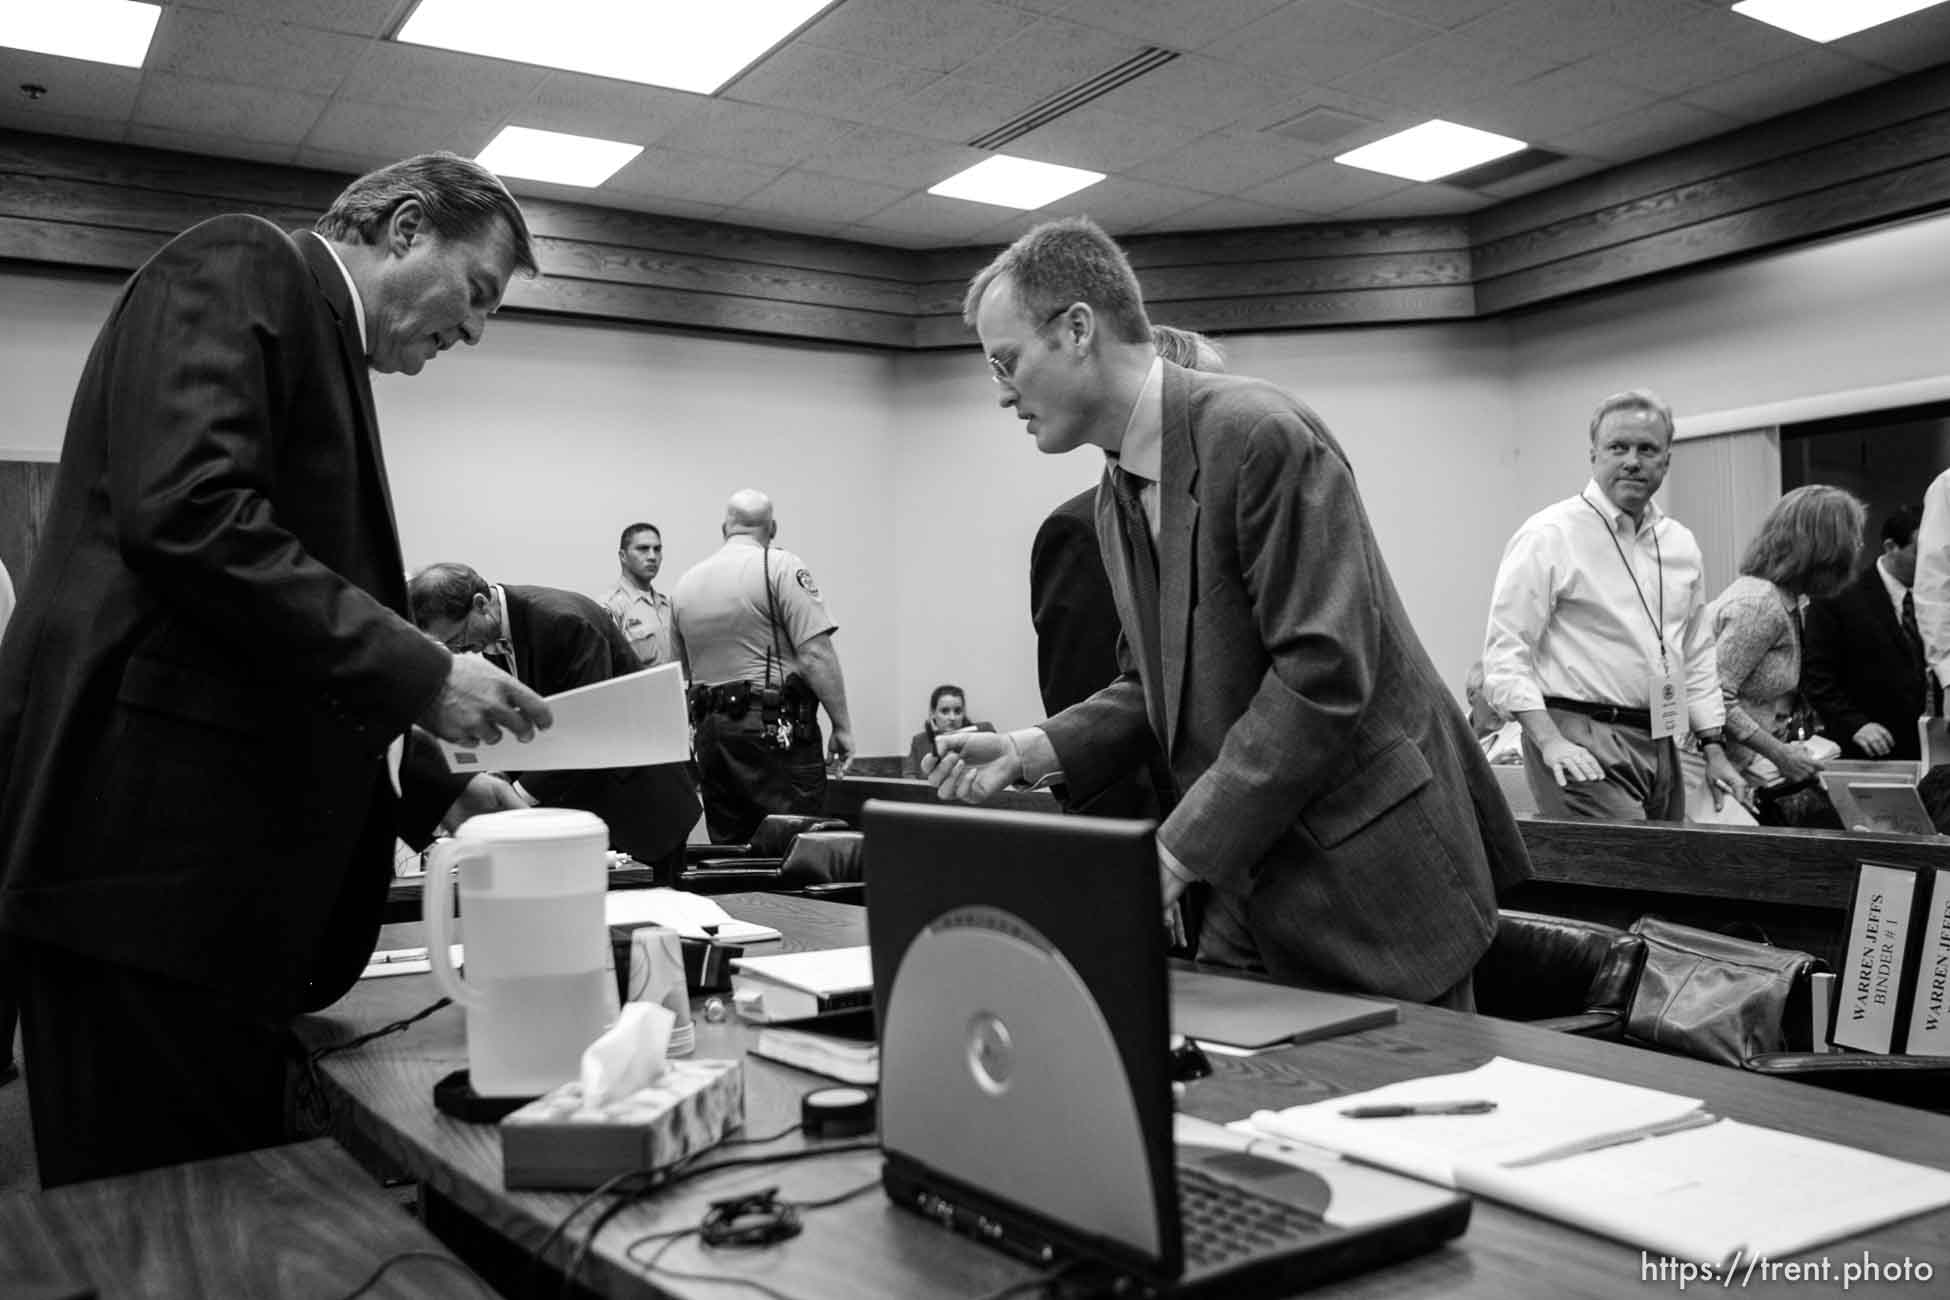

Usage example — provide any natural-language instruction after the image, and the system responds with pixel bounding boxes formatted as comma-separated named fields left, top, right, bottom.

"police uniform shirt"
left=671, top=535, right=836, bottom=687
left=603, top=582, right=672, bottom=666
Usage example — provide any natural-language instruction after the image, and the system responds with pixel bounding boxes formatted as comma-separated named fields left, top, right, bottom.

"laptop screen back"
left=864, top=800, right=1179, bottom=1275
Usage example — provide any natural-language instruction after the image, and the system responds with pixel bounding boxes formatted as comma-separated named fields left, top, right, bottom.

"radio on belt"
left=802, top=1084, right=876, bottom=1138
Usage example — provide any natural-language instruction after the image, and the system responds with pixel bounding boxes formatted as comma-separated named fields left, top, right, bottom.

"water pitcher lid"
left=452, top=807, right=608, bottom=844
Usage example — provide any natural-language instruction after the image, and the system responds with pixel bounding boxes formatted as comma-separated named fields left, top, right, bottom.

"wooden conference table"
left=304, top=893, right=1950, bottom=1299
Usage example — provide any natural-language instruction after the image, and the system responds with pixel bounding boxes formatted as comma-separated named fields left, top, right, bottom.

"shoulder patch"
left=794, top=568, right=821, bottom=599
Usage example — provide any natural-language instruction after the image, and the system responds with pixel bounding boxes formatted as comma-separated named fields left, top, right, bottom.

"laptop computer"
left=1822, top=772, right=1941, bottom=835
left=863, top=801, right=1469, bottom=1297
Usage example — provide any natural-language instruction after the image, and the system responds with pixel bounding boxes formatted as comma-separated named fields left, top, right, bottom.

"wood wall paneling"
left=3, top=60, right=1950, bottom=347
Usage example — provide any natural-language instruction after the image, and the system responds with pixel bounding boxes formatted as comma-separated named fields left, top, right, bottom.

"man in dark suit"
left=409, top=563, right=703, bottom=881
left=0, top=153, right=552, bottom=1187
left=1804, top=505, right=1929, bottom=760
left=929, top=217, right=1528, bottom=1006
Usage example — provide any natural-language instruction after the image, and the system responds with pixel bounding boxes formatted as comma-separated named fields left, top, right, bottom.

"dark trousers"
left=18, top=940, right=294, bottom=1188
left=695, top=711, right=827, bottom=844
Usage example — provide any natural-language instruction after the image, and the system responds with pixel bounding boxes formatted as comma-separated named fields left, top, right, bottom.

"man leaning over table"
left=924, top=216, right=1528, bottom=1008
left=1482, top=389, right=1743, bottom=823
left=0, top=153, right=552, bottom=1187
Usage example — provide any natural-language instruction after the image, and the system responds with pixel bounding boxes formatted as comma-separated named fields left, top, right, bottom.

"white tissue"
left=579, top=1000, right=675, bottom=1109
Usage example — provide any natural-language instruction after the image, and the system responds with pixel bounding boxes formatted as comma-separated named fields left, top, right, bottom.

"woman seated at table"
left=903, top=684, right=994, bottom=778
left=1688, top=484, right=1864, bottom=824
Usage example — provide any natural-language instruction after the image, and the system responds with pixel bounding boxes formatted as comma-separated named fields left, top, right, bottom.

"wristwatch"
left=1693, top=727, right=1726, bottom=751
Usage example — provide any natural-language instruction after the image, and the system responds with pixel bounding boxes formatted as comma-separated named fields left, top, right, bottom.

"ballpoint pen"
left=1339, top=1100, right=1498, bottom=1118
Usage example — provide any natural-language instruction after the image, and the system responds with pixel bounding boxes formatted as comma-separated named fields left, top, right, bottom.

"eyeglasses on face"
left=985, top=304, right=1075, bottom=385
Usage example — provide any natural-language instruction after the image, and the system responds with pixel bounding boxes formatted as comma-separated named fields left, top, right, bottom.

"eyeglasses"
left=985, top=305, right=1074, bottom=385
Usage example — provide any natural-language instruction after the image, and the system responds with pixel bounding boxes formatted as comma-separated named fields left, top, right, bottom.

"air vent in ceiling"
left=968, top=47, right=1180, bottom=151
left=1444, top=146, right=1567, bottom=192
left=1270, top=106, right=1378, bottom=147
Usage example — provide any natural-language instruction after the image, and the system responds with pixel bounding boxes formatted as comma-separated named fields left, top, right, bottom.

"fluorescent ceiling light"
left=477, top=125, right=643, bottom=187
left=929, top=156, right=1106, bottom=210
left=1334, top=119, right=1526, bottom=183
left=1732, top=0, right=1948, bottom=42
left=398, top=0, right=836, bottom=95
left=0, top=0, right=160, bottom=68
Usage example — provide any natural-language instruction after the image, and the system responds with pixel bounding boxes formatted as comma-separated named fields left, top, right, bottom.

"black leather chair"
left=677, top=814, right=850, bottom=895
left=1473, top=910, right=1646, bottom=1039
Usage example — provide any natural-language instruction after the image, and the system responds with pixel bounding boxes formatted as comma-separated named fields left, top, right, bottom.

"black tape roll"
left=801, top=1085, right=876, bottom=1139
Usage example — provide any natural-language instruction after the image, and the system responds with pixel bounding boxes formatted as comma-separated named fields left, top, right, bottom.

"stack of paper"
left=1239, top=1057, right=1950, bottom=1263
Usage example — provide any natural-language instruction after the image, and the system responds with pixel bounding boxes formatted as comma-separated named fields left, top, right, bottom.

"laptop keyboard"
left=1177, top=1164, right=1325, bottom=1271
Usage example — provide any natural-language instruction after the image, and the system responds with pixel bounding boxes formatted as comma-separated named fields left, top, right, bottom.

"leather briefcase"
left=1626, top=918, right=1828, bottom=1066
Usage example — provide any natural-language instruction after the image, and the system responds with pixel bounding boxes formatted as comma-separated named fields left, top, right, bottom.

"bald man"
left=670, top=490, right=855, bottom=842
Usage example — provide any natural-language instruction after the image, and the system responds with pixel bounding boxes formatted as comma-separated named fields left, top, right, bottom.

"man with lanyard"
left=604, top=522, right=673, bottom=666
left=1483, top=388, right=1744, bottom=820
left=670, top=489, right=855, bottom=843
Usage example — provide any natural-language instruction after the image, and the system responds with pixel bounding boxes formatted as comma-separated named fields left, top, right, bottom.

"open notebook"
left=1239, top=1057, right=1950, bottom=1264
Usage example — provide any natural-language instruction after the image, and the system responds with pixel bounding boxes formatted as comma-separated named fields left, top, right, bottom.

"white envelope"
left=438, top=661, right=690, bottom=774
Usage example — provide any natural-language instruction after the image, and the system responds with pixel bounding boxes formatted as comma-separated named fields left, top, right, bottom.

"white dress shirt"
left=1916, top=468, right=1950, bottom=686
left=1483, top=481, right=1725, bottom=733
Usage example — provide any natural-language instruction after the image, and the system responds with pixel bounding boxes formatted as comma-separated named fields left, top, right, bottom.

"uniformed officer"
left=603, top=521, right=673, bottom=666
left=670, top=489, right=856, bottom=843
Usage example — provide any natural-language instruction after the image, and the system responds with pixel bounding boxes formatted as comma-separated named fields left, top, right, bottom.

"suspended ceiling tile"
left=1054, top=0, right=1290, bottom=52
left=603, top=146, right=788, bottom=207
left=335, top=39, right=549, bottom=116
left=302, top=98, right=499, bottom=160
left=125, top=123, right=300, bottom=167
left=146, top=7, right=367, bottom=98
left=1126, top=130, right=1324, bottom=195
left=182, top=0, right=400, bottom=38
left=1681, top=47, right=1894, bottom=123
left=1331, top=31, right=1561, bottom=116
left=798, top=124, right=988, bottom=189
left=952, top=17, right=1153, bottom=97
left=1006, top=104, right=1209, bottom=172
left=1242, top=158, right=1412, bottom=214
left=1462, top=67, right=1657, bottom=144
left=726, top=44, right=941, bottom=123
left=854, top=74, right=1046, bottom=143
left=1552, top=97, right=1745, bottom=163
left=1459, top=0, right=1705, bottom=66
left=1203, top=0, right=1443, bottom=84
left=0, top=49, right=142, bottom=122
left=134, top=73, right=328, bottom=145
left=1135, top=194, right=1325, bottom=232
left=1085, top=55, right=1317, bottom=136
left=517, top=74, right=706, bottom=150
left=799, top=0, right=1040, bottom=74
left=657, top=100, right=854, bottom=168
left=734, top=168, right=913, bottom=225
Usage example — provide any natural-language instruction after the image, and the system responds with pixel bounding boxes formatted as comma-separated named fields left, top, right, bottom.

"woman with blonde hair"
left=1695, top=484, right=1866, bottom=820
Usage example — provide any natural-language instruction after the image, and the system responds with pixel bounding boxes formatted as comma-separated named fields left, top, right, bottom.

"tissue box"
left=500, top=1058, right=744, bottom=1190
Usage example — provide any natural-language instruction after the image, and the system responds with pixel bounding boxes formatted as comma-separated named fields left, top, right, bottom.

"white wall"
left=0, top=267, right=122, bottom=460
left=1506, top=210, right=1950, bottom=517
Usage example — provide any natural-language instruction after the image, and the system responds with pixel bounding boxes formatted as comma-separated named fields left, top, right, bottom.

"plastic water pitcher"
left=424, top=807, right=619, bottom=1097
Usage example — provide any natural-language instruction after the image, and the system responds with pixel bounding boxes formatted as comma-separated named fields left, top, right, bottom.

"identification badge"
left=1649, top=655, right=1684, bottom=740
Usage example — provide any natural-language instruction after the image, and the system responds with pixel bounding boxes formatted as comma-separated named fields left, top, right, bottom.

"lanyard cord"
left=1583, top=495, right=1666, bottom=665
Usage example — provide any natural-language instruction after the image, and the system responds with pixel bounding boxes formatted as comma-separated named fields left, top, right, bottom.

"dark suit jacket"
left=1804, top=563, right=1925, bottom=761
left=0, top=216, right=457, bottom=1013
left=1029, top=490, right=1168, bottom=819
left=501, top=585, right=701, bottom=866
left=1042, top=363, right=1530, bottom=1001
